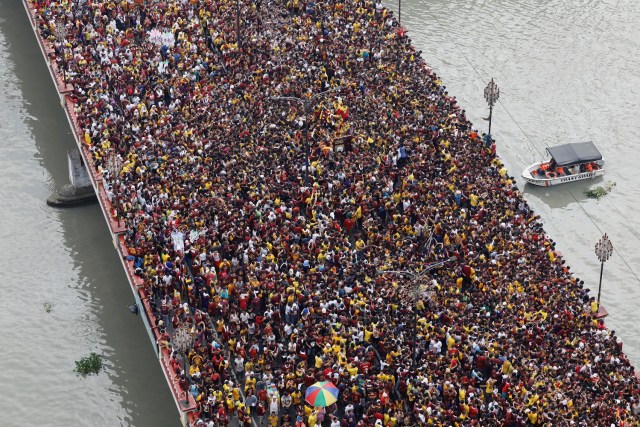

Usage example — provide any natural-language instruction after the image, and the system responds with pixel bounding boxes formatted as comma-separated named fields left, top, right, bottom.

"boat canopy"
left=546, top=141, right=602, bottom=166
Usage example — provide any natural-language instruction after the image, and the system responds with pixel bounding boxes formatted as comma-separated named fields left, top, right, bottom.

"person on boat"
left=537, top=162, right=551, bottom=176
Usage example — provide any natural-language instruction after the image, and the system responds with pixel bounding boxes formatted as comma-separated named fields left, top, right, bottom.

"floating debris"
left=585, top=181, right=616, bottom=200
left=74, top=353, right=103, bottom=376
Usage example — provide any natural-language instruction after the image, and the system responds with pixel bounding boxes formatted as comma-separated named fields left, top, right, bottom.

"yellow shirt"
left=308, top=413, right=317, bottom=426
left=245, top=377, right=256, bottom=390
left=347, top=366, right=358, bottom=377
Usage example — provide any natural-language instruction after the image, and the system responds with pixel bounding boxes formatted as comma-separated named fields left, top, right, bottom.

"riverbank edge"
left=20, top=1, right=200, bottom=425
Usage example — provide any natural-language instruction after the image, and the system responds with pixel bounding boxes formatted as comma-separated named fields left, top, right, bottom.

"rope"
left=410, top=0, right=640, bottom=284
left=414, top=0, right=544, bottom=158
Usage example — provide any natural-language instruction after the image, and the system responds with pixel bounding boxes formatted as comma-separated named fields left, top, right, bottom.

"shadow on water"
left=0, top=11, right=70, bottom=189
left=2, top=2, right=177, bottom=426
left=522, top=175, right=604, bottom=210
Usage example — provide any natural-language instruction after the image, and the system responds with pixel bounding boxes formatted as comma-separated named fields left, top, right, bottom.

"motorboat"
left=521, top=141, right=605, bottom=187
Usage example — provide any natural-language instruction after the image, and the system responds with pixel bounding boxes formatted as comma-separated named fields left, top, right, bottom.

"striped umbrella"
left=305, top=381, right=339, bottom=407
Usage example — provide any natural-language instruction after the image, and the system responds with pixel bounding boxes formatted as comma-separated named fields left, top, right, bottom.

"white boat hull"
left=522, top=163, right=605, bottom=187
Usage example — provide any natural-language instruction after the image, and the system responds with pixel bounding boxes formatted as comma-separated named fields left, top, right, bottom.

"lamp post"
left=594, top=233, right=613, bottom=309
left=484, top=78, right=500, bottom=136
left=53, top=20, right=67, bottom=84
left=236, top=0, right=241, bottom=50
left=271, top=87, right=341, bottom=188
left=377, top=256, right=457, bottom=369
left=398, top=0, right=401, bottom=25
left=172, top=325, right=194, bottom=403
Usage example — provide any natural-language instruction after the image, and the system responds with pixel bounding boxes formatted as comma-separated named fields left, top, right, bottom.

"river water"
left=1, top=0, right=639, bottom=426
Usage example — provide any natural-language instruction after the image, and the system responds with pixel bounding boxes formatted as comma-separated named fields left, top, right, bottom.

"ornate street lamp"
left=172, top=325, right=194, bottom=402
left=53, top=21, right=68, bottom=84
left=594, top=233, right=614, bottom=309
left=484, top=78, right=500, bottom=136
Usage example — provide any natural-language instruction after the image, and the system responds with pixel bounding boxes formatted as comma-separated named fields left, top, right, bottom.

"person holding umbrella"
left=305, top=381, right=338, bottom=426
left=305, top=381, right=339, bottom=407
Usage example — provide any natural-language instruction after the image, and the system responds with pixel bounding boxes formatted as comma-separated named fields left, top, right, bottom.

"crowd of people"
left=33, top=0, right=640, bottom=425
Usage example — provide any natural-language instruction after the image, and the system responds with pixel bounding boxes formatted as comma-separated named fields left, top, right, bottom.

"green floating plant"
left=75, top=353, right=103, bottom=375
left=585, top=182, right=616, bottom=200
